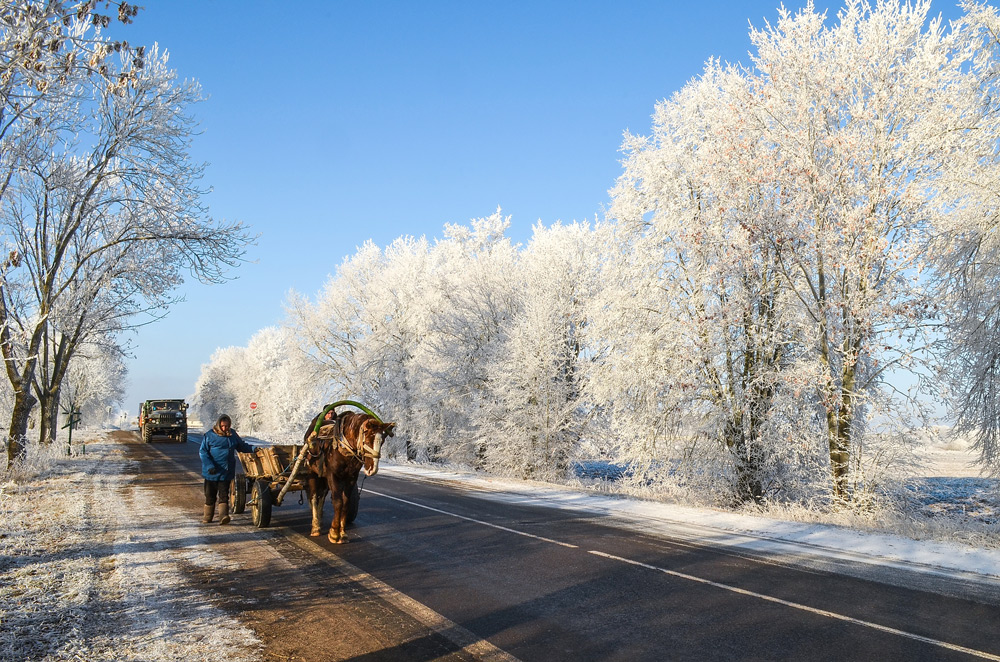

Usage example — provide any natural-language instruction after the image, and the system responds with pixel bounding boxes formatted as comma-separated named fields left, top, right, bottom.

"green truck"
left=138, top=399, right=188, bottom=443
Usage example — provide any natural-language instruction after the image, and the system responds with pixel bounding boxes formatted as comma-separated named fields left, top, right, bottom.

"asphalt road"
left=143, top=432, right=1000, bottom=662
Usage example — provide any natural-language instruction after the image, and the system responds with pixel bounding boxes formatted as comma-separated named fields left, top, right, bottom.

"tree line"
left=194, top=1, right=1000, bottom=507
left=0, top=1, right=253, bottom=467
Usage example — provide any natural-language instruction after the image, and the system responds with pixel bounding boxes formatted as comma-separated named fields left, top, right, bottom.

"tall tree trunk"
left=814, top=253, right=855, bottom=501
left=36, top=326, right=55, bottom=444
left=2, top=320, right=42, bottom=468
left=1, top=264, right=46, bottom=467
left=827, top=406, right=850, bottom=501
left=34, top=327, right=77, bottom=445
left=825, top=362, right=858, bottom=502
left=727, top=398, right=771, bottom=505
left=402, top=370, right=417, bottom=461
left=6, top=387, right=37, bottom=468
left=38, top=386, right=61, bottom=445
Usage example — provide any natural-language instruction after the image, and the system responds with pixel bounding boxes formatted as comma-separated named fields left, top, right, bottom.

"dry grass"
left=0, top=431, right=263, bottom=662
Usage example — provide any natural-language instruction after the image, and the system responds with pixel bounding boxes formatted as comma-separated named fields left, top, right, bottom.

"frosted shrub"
left=1, top=435, right=59, bottom=483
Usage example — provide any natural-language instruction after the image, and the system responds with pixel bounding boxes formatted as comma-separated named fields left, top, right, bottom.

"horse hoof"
left=310, top=530, right=321, bottom=537
left=327, top=531, right=339, bottom=544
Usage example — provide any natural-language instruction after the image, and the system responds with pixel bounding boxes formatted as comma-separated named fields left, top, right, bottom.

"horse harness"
left=306, top=417, right=380, bottom=468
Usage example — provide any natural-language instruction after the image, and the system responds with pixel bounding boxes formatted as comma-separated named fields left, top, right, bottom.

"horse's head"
left=361, top=420, right=395, bottom=476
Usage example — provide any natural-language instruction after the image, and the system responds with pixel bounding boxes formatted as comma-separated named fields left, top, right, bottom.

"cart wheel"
left=251, top=479, right=272, bottom=528
left=346, top=482, right=360, bottom=525
left=230, top=476, right=247, bottom=514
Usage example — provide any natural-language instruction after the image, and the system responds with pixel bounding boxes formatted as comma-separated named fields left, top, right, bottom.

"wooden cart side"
left=236, top=444, right=305, bottom=480
left=236, top=450, right=266, bottom=478
left=269, top=444, right=303, bottom=468
left=259, top=447, right=285, bottom=476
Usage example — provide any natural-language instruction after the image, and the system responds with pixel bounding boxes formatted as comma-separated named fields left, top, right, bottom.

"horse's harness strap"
left=309, top=416, right=379, bottom=462
left=337, top=426, right=362, bottom=460
left=337, top=424, right=381, bottom=461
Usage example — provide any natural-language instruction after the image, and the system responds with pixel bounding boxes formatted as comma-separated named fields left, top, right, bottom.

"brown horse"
left=302, top=410, right=335, bottom=537
left=303, top=410, right=395, bottom=543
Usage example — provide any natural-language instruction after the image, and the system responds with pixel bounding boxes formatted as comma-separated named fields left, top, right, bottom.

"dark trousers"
left=204, top=479, right=230, bottom=506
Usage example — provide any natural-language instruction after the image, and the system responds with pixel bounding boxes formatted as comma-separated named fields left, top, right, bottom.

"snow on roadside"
left=250, top=427, right=999, bottom=568
left=380, top=462, right=1000, bottom=581
left=0, top=432, right=263, bottom=662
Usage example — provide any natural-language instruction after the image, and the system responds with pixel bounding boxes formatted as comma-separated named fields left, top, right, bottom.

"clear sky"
left=111, top=1, right=964, bottom=420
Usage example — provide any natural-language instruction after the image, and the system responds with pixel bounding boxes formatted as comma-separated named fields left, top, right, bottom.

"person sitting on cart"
left=302, top=406, right=339, bottom=473
left=303, top=406, right=339, bottom=441
left=200, top=414, right=255, bottom=525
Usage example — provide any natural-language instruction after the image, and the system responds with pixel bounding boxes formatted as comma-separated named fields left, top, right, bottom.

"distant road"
left=135, top=435, right=1000, bottom=661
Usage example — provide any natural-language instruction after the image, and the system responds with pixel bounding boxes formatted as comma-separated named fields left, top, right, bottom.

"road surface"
left=126, top=432, right=1000, bottom=661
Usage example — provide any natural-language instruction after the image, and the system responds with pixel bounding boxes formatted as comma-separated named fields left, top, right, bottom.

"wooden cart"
left=231, top=444, right=360, bottom=528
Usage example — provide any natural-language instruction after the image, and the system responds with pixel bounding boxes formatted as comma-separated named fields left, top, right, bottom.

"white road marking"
left=368, top=489, right=1000, bottom=661
left=368, top=490, right=578, bottom=548
left=286, top=534, right=522, bottom=662
left=590, top=550, right=1000, bottom=661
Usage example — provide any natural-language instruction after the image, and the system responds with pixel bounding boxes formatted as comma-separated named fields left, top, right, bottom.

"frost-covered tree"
left=287, top=235, right=431, bottom=452
left=190, top=327, right=328, bottom=438
left=287, top=242, right=382, bottom=401
left=933, top=1, right=1000, bottom=476
left=0, top=2, right=142, bottom=189
left=31, top=257, right=152, bottom=443
left=413, top=210, right=520, bottom=466
left=742, top=0, right=996, bottom=499
left=0, top=6, right=252, bottom=466
left=0, top=0, right=141, bottom=455
left=289, top=210, right=520, bottom=466
left=61, top=337, right=126, bottom=425
left=190, top=345, right=246, bottom=431
left=609, top=61, right=800, bottom=503
left=610, top=0, right=999, bottom=501
left=351, top=236, right=432, bottom=459
left=239, top=326, right=326, bottom=434
left=482, top=221, right=607, bottom=480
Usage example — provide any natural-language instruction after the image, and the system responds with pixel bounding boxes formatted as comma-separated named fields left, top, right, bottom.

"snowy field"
left=1, top=429, right=998, bottom=661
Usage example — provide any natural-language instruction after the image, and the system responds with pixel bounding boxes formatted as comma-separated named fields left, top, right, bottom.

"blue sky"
left=113, top=1, right=963, bottom=420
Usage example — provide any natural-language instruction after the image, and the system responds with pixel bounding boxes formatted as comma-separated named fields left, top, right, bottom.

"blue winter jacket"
left=199, top=428, right=255, bottom=481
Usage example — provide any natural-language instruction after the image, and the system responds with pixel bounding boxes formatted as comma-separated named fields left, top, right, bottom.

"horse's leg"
left=336, top=485, right=350, bottom=543
left=327, top=490, right=341, bottom=543
left=331, top=484, right=352, bottom=544
left=327, top=476, right=344, bottom=544
left=308, top=476, right=325, bottom=537
left=339, top=478, right=356, bottom=541
left=313, top=491, right=327, bottom=536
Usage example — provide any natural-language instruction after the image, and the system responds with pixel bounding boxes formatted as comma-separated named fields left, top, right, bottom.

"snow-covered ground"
left=0, top=431, right=263, bottom=662
left=382, top=464, right=1000, bottom=585
left=1, top=429, right=997, bottom=661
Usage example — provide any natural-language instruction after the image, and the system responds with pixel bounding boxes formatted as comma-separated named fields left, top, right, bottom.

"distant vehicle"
left=138, top=399, right=188, bottom=443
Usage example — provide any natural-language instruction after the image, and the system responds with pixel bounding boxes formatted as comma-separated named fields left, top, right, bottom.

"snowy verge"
left=0, top=431, right=263, bottom=662
left=241, top=434, right=1000, bottom=581
left=378, top=463, right=1000, bottom=583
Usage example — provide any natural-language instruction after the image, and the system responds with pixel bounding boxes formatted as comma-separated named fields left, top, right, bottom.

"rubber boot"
left=202, top=504, right=215, bottom=523
left=218, top=503, right=230, bottom=525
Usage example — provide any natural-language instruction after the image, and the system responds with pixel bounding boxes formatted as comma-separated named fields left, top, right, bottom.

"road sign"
left=250, top=402, right=257, bottom=410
